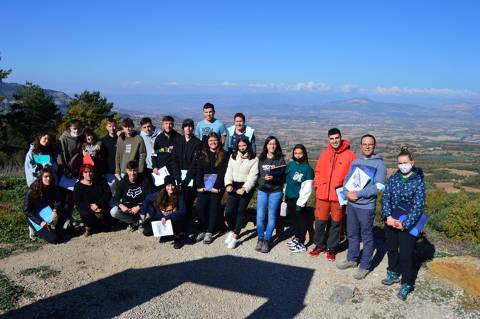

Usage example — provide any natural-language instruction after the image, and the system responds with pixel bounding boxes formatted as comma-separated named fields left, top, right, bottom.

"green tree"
left=58, top=90, right=114, bottom=136
left=0, top=54, right=12, bottom=103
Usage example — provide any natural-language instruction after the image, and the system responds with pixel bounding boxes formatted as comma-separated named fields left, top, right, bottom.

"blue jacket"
left=342, top=154, right=387, bottom=210
left=141, top=191, right=186, bottom=222
left=225, top=125, right=256, bottom=154
left=381, top=167, right=426, bottom=231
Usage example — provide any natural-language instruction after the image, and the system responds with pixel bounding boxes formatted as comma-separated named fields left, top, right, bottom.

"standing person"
left=381, top=146, right=426, bottom=301
left=81, top=129, right=102, bottom=172
left=23, top=168, right=68, bottom=244
left=110, top=161, right=152, bottom=231
left=336, top=134, right=387, bottom=279
left=225, top=112, right=256, bottom=154
left=256, top=136, right=286, bottom=253
left=285, top=145, right=314, bottom=253
left=139, top=117, right=161, bottom=177
left=309, top=128, right=356, bottom=261
left=173, top=119, right=202, bottom=234
left=73, top=164, right=112, bottom=237
left=25, top=133, right=58, bottom=187
left=140, top=176, right=187, bottom=249
left=100, top=118, right=118, bottom=195
left=195, top=132, right=228, bottom=244
left=195, top=102, right=227, bottom=145
left=152, top=116, right=182, bottom=183
left=115, top=118, right=147, bottom=180
left=224, top=137, right=259, bottom=249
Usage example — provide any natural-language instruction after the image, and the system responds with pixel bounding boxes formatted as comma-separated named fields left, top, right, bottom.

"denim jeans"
left=256, top=190, right=283, bottom=241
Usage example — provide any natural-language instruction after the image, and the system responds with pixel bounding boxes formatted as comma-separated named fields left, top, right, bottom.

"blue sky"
left=2, top=0, right=479, bottom=104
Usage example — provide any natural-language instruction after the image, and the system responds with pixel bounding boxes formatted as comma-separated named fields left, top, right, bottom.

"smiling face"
left=69, top=125, right=80, bottom=137
left=41, top=171, right=53, bottom=186
left=361, top=136, right=375, bottom=158
left=106, top=122, right=117, bottom=136
left=126, top=167, right=138, bottom=182
left=238, top=140, right=248, bottom=153
left=39, top=134, right=51, bottom=147
left=141, top=122, right=153, bottom=134
left=162, top=120, right=173, bottom=133
left=123, top=125, right=134, bottom=136
left=267, top=139, right=277, bottom=155
left=183, top=125, right=193, bottom=136
left=328, top=133, right=342, bottom=150
left=82, top=168, right=93, bottom=182
left=208, top=136, right=219, bottom=151
left=166, top=183, right=175, bottom=195
left=203, top=108, right=214, bottom=122
left=234, top=116, right=245, bottom=131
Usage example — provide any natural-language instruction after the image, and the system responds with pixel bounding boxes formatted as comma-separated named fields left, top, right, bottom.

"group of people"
left=23, top=102, right=426, bottom=300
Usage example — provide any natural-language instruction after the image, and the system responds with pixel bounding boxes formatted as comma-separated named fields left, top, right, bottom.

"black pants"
left=29, top=221, right=68, bottom=244
left=79, top=207, right=111, bottom=230
left=385, top=225, right=416, bottom=286
left=181, top=187, right=197, bottom=233
left=286, top=197, right=308, bottom=244
left=313, top=219, right=341, bottom=250
left=225, top=189, right=254, bottom=236
left=196, top=192, right=222, bottom=234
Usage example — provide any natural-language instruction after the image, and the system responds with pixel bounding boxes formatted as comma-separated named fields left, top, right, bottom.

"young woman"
left=285, top=144, right=314, bottom=253
left=195, top=132, right=228, bottom=244
left=24, top=133, right=58, bottom=187
left=140, top=175, right=186, bottom=249
left=381, top=146, right=426, bottom=300
left=23, top=167, right=67, bottom=244
left=73, top=164, right=112, bottom=237
left=224, top=137, right=259, bottom=249
left=256, top=136, right=286, bottom=253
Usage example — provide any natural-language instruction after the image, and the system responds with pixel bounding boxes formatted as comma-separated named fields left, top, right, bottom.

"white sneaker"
left=227, top=238, right=237, bottom=249
left=286, top=238, right=299, bottom=247
left=28, top=225, right=37, bottom=241
left=289, top=243, right=307, bottom=253
left=224, top=231, right=234, bottom=244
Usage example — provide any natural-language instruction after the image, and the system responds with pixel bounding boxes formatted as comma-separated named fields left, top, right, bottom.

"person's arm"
left=243, top=157, right=259, bottom=193
left=73, top=183, right=90, bottom=211
left=224, top=157, right=234, bottom=188
left=24, top=147, right=36, bottom=186
left=381, top=179, right=392, bottom=219
left=196, top=159, right=205, bottom=189
left=138, top=138, right=147, bottom=173
left=115, top=138, right=122, bottom=175
left=140, top=192, right=156, bottom=216
left=112, top=180, right=124, bottom=206
left=213, top=155, right=228, bottom=189
left=184, top=143, right=201, bottom=185
left=296, top=167, right=314, bottom=209
left=97, top=180, right=112, bottom=208
left=401, top=181, right=426, bottom=231
left=168, top=193, right=186, bottom=222
left=251, top=134, right=257, bottom=155
left=342, top=165, right=355, bottom=196
left=271, top=158, right=286, bottom=185
left=23, top=190, right=43, bottom=225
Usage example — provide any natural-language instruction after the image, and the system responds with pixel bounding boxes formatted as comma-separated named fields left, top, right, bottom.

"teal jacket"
left=285, top=161, right=314, bottom=210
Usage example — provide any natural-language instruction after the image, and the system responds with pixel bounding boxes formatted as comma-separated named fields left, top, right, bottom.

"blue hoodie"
left=140, top=127, right=162, bottom=169
left=342, top=154, right=387, bottom=210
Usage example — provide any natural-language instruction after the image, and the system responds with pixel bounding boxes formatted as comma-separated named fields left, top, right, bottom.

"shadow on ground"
left=2, top=256, right=314, bottom=319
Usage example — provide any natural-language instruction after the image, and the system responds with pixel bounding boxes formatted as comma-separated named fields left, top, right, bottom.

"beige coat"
left=224, top=153, right=259, bottom=193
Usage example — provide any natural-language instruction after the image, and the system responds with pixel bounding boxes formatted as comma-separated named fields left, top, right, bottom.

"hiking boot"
left=308, top=246, right=326, bottom=257
left=224, top=231, right=234, bottom=244
left=196, top=232, right=205, bottom=242
left=397, top=283, right=413, bottom=301
left=326, top=249, right=336, bottom=261
left=289, top=242, right=307, bottom=253
left=382, top=270, right=401, bottom=285
left=353, top=268, right=370, bottom=280
left=255, top=239, right=264, bottom=252
left=336, top=259, right=358, bottom=270
left=203, top=232, right=213, bottom=244
left=260, top=240, right=270, bottom=253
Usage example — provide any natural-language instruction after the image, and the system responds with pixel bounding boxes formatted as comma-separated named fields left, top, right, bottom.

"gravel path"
left=0, top=224, right=477, bottom=319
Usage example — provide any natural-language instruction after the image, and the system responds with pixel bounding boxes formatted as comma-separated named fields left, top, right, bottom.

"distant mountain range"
left=0, top=82, right=72, bottom=113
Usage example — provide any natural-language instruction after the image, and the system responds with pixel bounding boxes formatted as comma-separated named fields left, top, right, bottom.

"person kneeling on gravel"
left=139, top=176, right=186, bottom=249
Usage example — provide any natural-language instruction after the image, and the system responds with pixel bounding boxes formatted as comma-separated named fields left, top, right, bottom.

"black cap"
left=164, top=175, right=176, bottom=186
left=182, top=118, right=194, bottom=128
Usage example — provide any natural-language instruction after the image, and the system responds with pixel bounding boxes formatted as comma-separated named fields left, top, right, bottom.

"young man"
left=195, top=102, right=227, bottom=145
left=139, top=117, right=161, bottom=176
left=115, top=118, right=147, bottom=179
left=110, top=161, right=151, bottom=231
left=225, top=112, right=256, bottom=154
left=309, top=128, right=356, bottom=261
left=336, top=134, right=387, bottom=279
left=173, top=118, right=202, bottom=234
left=152, top=115, right=182, bottom=183
left=100, top=118, right=118, bottom=194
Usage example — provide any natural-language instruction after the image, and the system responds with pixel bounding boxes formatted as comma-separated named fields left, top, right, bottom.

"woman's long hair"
left=292, top=144, right=309, bottom=163
left=259, top=136, right=284, bottom=161
left=201, top=132, right=225, bottom=167
left=231, top=136, right=255, bottom=160
left=32, top=133, right=55, bottom=155
left=30, top=167, right=54, bottom=201
left=155, top=187, right=178, bottom=212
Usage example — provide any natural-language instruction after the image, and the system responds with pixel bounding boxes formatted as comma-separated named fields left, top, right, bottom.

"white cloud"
left=165, top=81, right=178, bottom=86
left=220, top=81, right=237, bottom=87
left=364, top=86, right=477, bottom=97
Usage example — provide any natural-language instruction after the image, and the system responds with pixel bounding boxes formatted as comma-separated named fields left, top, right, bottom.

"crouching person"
left=110, top=161, right=151, bottom=231
left=23, top=167, right=69, bottom=244
left=140, top=176, right=186, bottom=249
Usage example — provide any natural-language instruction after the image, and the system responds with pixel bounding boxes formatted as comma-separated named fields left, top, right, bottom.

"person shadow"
left=2, top=256, right=314, bottom=319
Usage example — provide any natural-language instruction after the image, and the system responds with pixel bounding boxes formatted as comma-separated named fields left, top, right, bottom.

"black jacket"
left=73, top=179, right=112, bottom=212
left=173, top=135, right=202, bottom=185
left=113, top=175, right=152, bottom=207
left=195, top=150, right=228, bottom=190
left=23, top=186, right=62, bottom=225
left=100, top=134, right=117, bottom=174
left=152, top=130, right=183, bottom=180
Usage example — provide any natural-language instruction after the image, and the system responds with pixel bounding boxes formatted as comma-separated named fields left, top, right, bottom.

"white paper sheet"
left=344, top=167, right=371, bottom=192
left=151, top=219, right=174, bottom=237
left=152, top=166, right=170, bottom=186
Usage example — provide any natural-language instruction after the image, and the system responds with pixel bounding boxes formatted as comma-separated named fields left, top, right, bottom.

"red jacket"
left=314, top=139, right=356, bottom=202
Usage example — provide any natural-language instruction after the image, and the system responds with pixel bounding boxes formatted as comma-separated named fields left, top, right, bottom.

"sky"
left=2, top=0, right=480, bottom=105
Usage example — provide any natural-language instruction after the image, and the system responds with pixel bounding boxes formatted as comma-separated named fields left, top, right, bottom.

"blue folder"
left=204, top=174, right=218, bottom=191
left=29, top=206, right=53, bottom=231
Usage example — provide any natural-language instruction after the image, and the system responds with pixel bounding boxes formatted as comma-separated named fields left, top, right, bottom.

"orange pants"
left=314, top=199, right=344, bottom=222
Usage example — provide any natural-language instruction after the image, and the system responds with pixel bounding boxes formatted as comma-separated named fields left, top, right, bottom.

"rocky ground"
left=0, top=224, right=479, bottom=319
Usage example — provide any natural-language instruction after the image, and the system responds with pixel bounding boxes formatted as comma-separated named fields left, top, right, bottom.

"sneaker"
left=28, top=225, right=37, bottom=241
left=227, top=238, right=237, bottom=249
left=397, top=283, right=413, bottom=301
left=203, top=232, right=213, bottom=244
left=286, top=238, right=299, bottom=247
left=196, top=232, right=205, bottom=242
left=326, top=249, right=336, bottom=261
left=173, top=239, right=183, bottom=249
left=336, top=259, right=358, bottom=270
left=289, top=243, right=307, bottom=253
left=224, top=231, right=234, bottom=244
left=353, top=268, right=370, bottom=280
left=382, top=270, right=401, bottom=286
left=255, top=239, right=264, bottom=252
left=126, top=223, right=138, bottom=232
left=308, top=246, right=326, bottom=257
left=260, top=240, right=270, bottom=253
left=83, top=227, right=93, bottom=237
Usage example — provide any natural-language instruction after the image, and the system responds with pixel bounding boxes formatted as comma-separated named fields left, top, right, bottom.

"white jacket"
left=224, top=153, right=259, bottom=193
